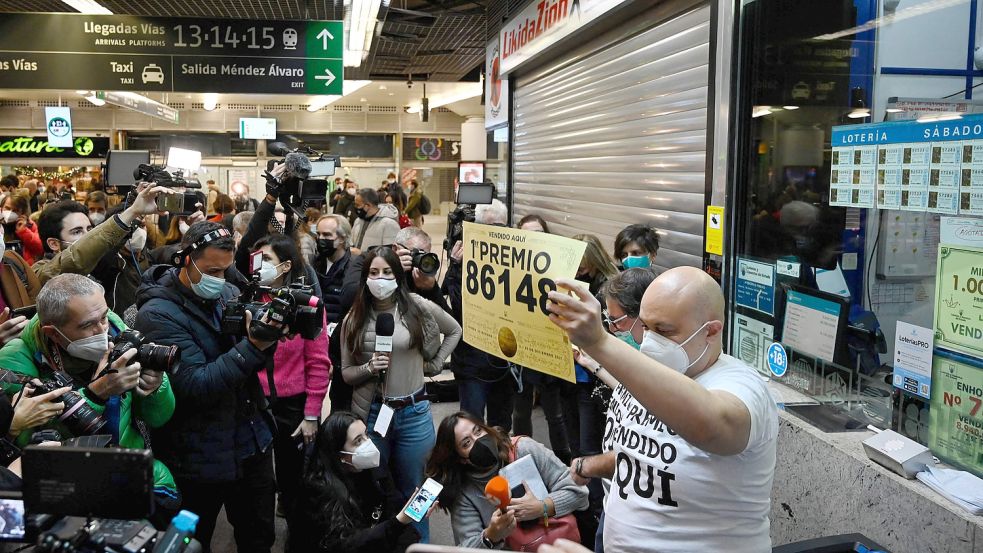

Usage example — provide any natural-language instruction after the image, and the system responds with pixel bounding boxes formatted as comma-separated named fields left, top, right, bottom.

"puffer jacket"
left=342, top=293, right=458, bottom=421
left=0, top=311, right=177, bottom=495
left=134, top=265, right=273, bottom=483
left=351, top=204, right=400, bottom=251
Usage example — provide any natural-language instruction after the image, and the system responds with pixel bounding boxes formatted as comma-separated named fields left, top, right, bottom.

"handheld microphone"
left=375, top=313, right=395, bottom=376
left=484, top=475, right=511, bottom=513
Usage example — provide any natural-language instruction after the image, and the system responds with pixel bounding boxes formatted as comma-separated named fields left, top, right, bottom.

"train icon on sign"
left=142, top=64, right=165, bottom=84
left=283, top=28, right=298, bottom=49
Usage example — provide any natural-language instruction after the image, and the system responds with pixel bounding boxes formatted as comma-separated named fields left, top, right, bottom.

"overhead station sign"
left=0, top=14, right=343, bottom=94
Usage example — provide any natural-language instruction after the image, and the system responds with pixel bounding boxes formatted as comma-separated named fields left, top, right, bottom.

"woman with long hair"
left=252, top=233, right=330, bottom=550
left=572, top=234, right=618, bottom=296
left=341, top=246, right=461, bottom=543
left=295, top=411, right=428, bottom=553
left=426, top=411, right=588, bottom=550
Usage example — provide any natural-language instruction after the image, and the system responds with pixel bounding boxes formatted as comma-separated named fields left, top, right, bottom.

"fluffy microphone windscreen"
left=284, top=152, right=312, bottom=179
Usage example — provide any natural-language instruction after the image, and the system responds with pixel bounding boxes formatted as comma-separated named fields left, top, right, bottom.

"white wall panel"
left=513, top=4, right=711, bottom=273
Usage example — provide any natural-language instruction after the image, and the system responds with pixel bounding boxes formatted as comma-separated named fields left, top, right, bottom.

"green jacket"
left=33, top=214, right=131, bottom=287
left=0, top=312, right=178, bottom=493
left=405, top=188, right=424, bottom=218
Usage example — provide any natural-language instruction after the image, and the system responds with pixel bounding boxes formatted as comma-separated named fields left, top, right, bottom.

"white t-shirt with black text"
left=602, top=353, right=779, bottom=553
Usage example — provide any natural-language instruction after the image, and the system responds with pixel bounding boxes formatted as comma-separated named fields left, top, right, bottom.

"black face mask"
left=317, top=238, right=337, bottom=258
left=356, top=207, right=369, bottom=220
left=468, top=434, right=500, bottom=470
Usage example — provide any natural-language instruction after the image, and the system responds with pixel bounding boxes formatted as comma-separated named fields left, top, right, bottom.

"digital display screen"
left=782, top=288, right=842, bottom=363
left=239, top=118, right=277, bottom=140
left=106, top=150, right=150, bottom=186
left=0, top=498, right=25, bottom=541
left=458, top=161, right=485, bottom=184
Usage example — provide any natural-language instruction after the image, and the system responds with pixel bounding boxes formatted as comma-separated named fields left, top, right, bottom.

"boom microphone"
left=267, top=142, right=290, bottom=156
left=375, top=313, right=395, bottom=354
left=284, top=152, right=312, bottom=180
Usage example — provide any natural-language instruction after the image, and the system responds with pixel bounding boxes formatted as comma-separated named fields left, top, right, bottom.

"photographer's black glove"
left=263, top=171, right=285, bottom=199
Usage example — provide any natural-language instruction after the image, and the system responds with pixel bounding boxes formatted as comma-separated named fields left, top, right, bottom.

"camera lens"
left=414, top=251, right=440, bottom=277
left=58, top=390, right=107, bottom=436
left=140, top=344, right=180, bottom=373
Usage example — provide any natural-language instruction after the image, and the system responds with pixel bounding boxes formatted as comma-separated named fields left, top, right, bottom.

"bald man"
left=550, top=267, right=778, bottom=553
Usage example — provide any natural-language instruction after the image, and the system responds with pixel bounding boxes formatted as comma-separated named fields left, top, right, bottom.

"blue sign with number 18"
left=767, top=342, right=788, bottom=378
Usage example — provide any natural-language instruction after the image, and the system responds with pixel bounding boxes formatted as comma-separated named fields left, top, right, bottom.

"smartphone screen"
left=404, top=478, right=443, bottom=523
left=156, top=193, right=184, bottom=214
left=0, top=498, right=26, bottom=541
left=249, top=250, right=263, bottom=275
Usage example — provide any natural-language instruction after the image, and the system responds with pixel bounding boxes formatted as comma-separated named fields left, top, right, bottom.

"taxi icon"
left=283, top=28, right=298, bottom=49
left=142, top=64, right=165, bottom=84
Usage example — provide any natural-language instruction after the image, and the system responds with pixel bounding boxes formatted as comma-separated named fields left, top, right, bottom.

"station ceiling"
left=0, top=0, right=489, bottom=81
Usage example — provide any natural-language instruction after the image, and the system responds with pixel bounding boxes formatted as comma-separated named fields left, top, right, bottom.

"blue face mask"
left=622, top=255, right=650, bottom=269
left=613, top=318, right=641, bottom=350
left=190, top=257, right=226, bottom=300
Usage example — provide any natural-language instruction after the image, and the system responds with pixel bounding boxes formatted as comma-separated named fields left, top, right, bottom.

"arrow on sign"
left=316, top=28, right=334, bottom=49
left=314, top=69, right=336, bottom=87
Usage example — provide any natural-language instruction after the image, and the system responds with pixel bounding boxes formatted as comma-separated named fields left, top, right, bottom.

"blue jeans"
left=458, top=377, right=514, bottom=431
left=595, top=511, right=605, bottom=553
left=367, top=399, right=436, bottom=543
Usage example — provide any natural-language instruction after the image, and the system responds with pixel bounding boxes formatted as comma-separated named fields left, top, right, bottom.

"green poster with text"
left=930, top=349, right=983, bottom=477
left=934, top=244, right=983, bottom=358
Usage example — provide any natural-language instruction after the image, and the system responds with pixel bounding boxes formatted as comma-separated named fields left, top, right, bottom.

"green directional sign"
left=306, top=59, right=343, bottom=95
left=306, top=21, right=344, bottom=61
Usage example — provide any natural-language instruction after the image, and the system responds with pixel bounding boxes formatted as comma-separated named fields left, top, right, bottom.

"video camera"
left=133, top=164, right=201, bottom=190
left=127, top=164, right=205, bottom=216
left=265, top=142, right=339, bottom=209
left=107, top=330, right=181, bottom=374
left=444, top=183, right=496, bottom=254
left=0, top=370, right=106, bottom=437
left=220, top=268, right=325, bottom=341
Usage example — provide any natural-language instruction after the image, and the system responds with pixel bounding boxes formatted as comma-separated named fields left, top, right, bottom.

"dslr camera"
left=410, top=248, right=440, bottom=277
left=132, top=164, right=205, bottom=216
left=0, top=370, right=106, bottom=437
left=221, top=279, right=325, bottom=342
left=107, top=329, right=181, bottom=373
left=444, top=183, right=496, bottom=254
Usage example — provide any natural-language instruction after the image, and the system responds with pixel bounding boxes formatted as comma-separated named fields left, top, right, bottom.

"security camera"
left=407, top=78, right=414, bottom=89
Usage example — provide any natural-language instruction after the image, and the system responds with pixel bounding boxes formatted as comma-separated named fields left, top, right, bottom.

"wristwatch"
left=481, top=530, right=498, bottom=549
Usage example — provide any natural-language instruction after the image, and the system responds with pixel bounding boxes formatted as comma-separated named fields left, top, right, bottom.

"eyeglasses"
left=602, top=309, right=629, bottom=328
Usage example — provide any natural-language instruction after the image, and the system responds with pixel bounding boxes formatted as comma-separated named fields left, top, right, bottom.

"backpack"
left=0, top=250, right=40, bottom=309
left=419, top=194, right=432, bottom=215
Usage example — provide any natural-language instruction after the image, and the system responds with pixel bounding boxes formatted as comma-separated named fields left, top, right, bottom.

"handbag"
left=398, top=213, right=412, bottom=228
left=504, top=436, right=581, bottom=551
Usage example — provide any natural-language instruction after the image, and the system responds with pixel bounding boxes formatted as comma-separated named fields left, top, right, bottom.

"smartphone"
left=249, top=250, right=263, bottom=275
left=404, top=478, right=443, bottom=523
left=11, top=305, right=36, bottom=319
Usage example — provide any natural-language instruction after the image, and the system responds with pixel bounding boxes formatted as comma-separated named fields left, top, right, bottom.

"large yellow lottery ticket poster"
left=461, top=222, right=586, bottom=382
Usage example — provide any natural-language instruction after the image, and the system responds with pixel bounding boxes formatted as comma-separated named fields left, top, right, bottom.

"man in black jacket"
left=313, top=213, right=353, bottom=411
left=441, top=200, right=514, bottom=429
left=134, top=222, right=279, bottom=553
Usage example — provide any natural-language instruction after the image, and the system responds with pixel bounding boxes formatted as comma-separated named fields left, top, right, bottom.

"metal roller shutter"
left=512, top=4, right=711, bottom=273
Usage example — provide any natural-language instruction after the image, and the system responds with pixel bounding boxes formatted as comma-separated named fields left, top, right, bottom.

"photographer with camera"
left=34, top=182, right=170, bottom=286
left=0, top=274, right=180, bottom=517
left=442, top=199, right=516, bottom=429
left=350, top=188, right=400, bottom=255
left=133, top=221, right=279, bottom=553
left=251, top=233, right=330, bottom=551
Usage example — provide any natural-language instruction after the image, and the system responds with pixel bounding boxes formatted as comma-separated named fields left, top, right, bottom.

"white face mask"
left=88, top=212, right=106, bottom=226
left=127, top=227, right=147, bottom=252
left=0, top=210, right=16, bottom=224
left=57, top=328, right=109, bottom=363
left=258, top=260, right=287, bottom=285
left=366, top=277, right=398, bottom=300
left=178, top=221, right=190, bottom=235
left=346, top=187, right=356, bottom=196
left=342, top=439, right=381, bottom=471
left=639, top=322, right=710, bottom=375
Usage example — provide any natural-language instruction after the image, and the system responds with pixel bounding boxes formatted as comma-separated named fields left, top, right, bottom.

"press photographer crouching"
left=0, top=274, right=180, bottom=523
left=134, top=222, right=280, bottom=553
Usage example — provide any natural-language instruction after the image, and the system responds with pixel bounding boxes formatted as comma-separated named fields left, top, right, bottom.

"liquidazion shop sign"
left=0, top=136, right=110, bottom=158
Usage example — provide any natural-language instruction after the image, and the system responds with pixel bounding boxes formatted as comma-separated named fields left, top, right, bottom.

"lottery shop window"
left=727, top=0, right=983, bottom=449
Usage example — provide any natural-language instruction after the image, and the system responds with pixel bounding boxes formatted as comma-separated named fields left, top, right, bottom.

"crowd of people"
left=0, top=167, right=779, bottom=553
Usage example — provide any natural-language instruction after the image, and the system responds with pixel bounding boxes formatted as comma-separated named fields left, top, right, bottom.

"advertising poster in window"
left=934, top=243, right=983, bottom=358
left=831, top=114, right=983, bottom=214
left=929, top=349, right=983, bottom=477
left=460, top=222, right=586, bottom=382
